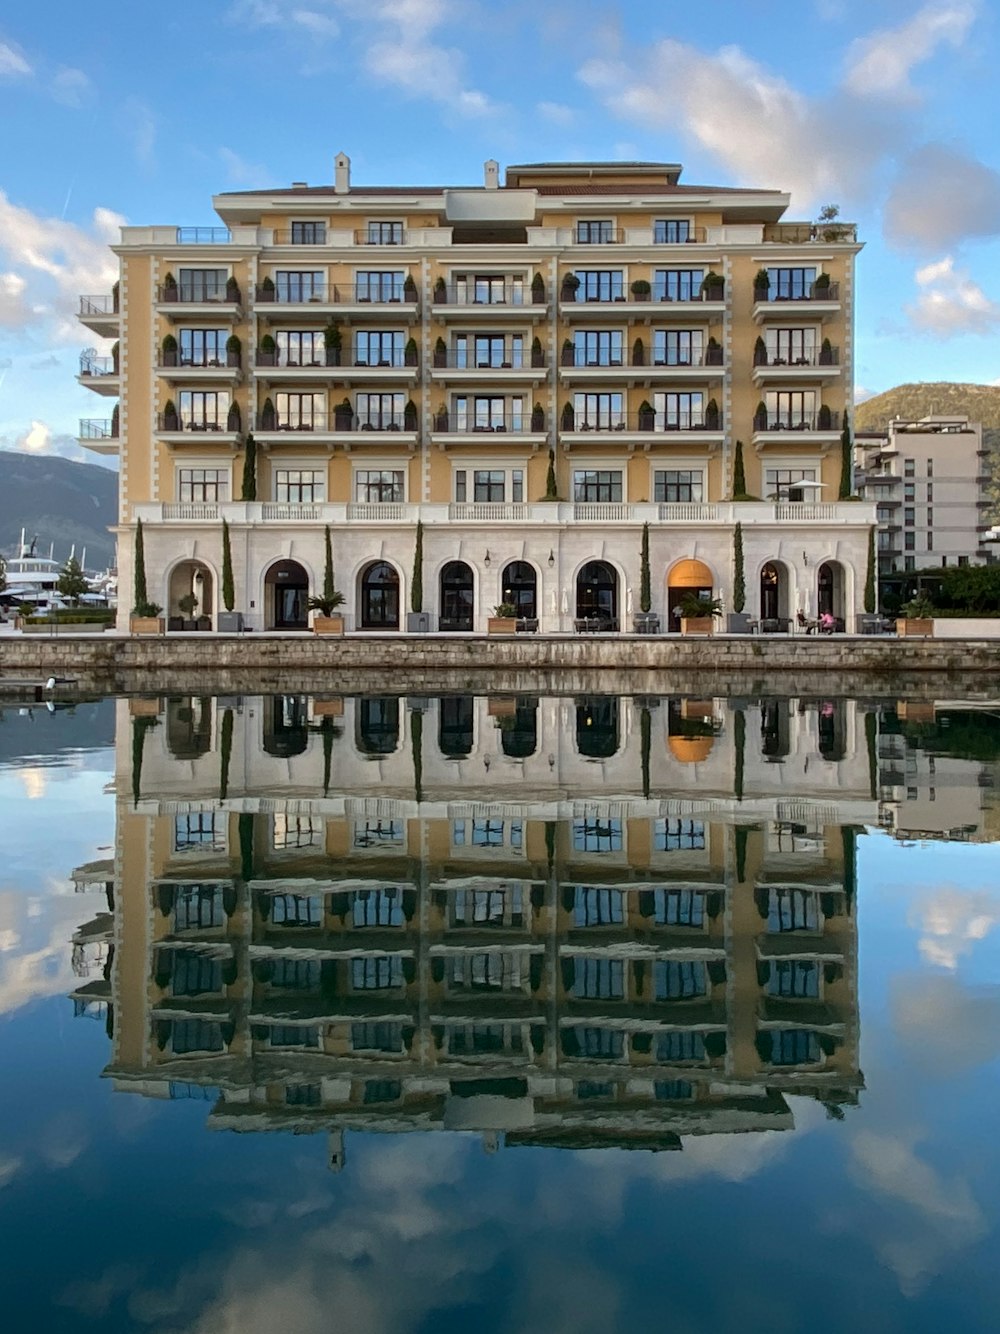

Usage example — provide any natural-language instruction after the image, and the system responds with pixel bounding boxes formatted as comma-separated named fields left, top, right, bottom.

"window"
left=171, top=951, right=223, bottom=996
left=274, top=392, right=324, bottom=429
left=766, top=266, right=817, bottom=299
left=905, top=555, right=915, bottom=571
left=355, top=331, right=404, bottom=366
left=905, top=532, right=915, bottom=550
left=274, top=270, right=324, bottom=301
left=764, top=390, right=817, bottom=429
left=171, top=1019, right=224, bottom=1053
left=573, top=887, right=625, bottom=927
left=653, top=818, right=706, bottom=851
left=272, top=814, right=321, bottom=849
left=178, top=329, right=227, bottom=366
left=271, top=957, right=320, bottom=990
left=572, top=392, right=624, bottom=429
left=927, top=483, right=933, bottom=501
left=655, top=1080, right=694, bottom=1100
left=577, top=1081, right=615, bottom=1100
left=178, top=390, right=231, bottom=429
left=448, top=952, right=524, bottom=991
left=653, top=889, right=705, bottom=928
left=286, top=1083, right=321, bottom=1106
left=367, top=221, right=404, bottom=244
left=351, top=889, right=404, bottom=928
left=353, top=819, right=405, bottom=848
left=927, top=531, right=934, bottom=551
left=904, top=482, right=915, bottom=500
left=904, top=458, right=915, bottom=477
left=569, top=1027, right=624, bottom=1059
left=654, top=219, right=691, bottom=243
left=926, top=459, right=933, bottom=476
left=769, top=1030, right=821, bottom=1066
left=352, top=1021, right=403, bottom=1052
left=474, top=470, right=505, bottom=503
left=355, top=470, right=404, bottom=503
left=577, top=219, right=615, bottom=243
left=178, top=468, right=228, bottom=502
left=351, top=955, right=404, bottom=990
left=571, top=957, right=625, bottom=999
left=356, top=392, right=404, bottom=429
left=356, top=270, right=405, bottom=301
left=453, top=274, right=523, bottom=305
left=654, top=470, right=703, bottom=504
left=927, top=508, right=933, bottom=527
left=173, top=884, right=224, bottom=929
left=575, top=269, right=624, bottom=301
left=766, top=467, right=817, bottom=500
left=572, top=818, right=623, bottom=853
left=276, top=330, right=324, bottom=366
left=264, top=1025, right=319, bottom=1049
left=655, top=391, right=704, bottom=430
left=653, top=329, right=703, bottom=366
left=574, top=330, right=623, bottom=366
left=959, top=555, right=969, bottom=567
left=765, top=328, right=816, bottom=364
left=453, top=334, right=523, bottom=369
left=766, top=960, right=819, bottom=998
left=178, top=268, right=226, bottom=301
left=656, top=1030, right=708, bottom=1062
left=174, top=813, right=223, bottom=852
left=653, top=269, right=704, bottom=301
left=451, top=818, right=523, bottom=849
left=364, top=1079, right=402, bottom=1103
left=290, top=220, right=326, bottom=244
left=452, top=395, right=523, bottom=432
left=452, top=885, right=525, bottom=928
left=271, top=894, right=323, bottom=926
left=573, top=469, right=623, bottom=503
left=448, top=1023, right=519, bottom=1056
left=904, top=507, right=915, bottom=526
left=453, top=468, right=524, bottom=504
left=655, top=960, right=707, bottom=1000
left=767, top=889, right=820, bottom=933
left=274, top=469, right=325, bottom=504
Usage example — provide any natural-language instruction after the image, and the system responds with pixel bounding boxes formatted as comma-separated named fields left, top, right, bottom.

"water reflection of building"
left=73, top=694, right=869, bottom=1167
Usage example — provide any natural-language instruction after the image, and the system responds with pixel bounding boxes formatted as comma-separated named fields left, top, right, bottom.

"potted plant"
left=812, top=272, right=831, bottom=296
left=324, top=323, right=342, bottom=366
left=701, top=271, right=724, bottom=300
left=226, top=274, right=241, bottom=303
left=434, top=403, right=449, bottom=432
left=754, top=400, right=768, bottom=432
left=817, top=403, right=833, bottom=430
left=309, top=527, right=346, bottom=633
left=632, top=336, right=645, bottom=367
left=433, top=336, right=447, bottom=369
left=226, top=333, right=241, bottom=368
left=560, top=272, right=580, bottom=302
left=705, top=397, right=720, bottom=430
left=163, top=398, right=179, bottom=431
left=488, top=601, right=518, bottom=635
left=678, top=593, right=723, bottom=636
left=177, top=590, right=199, bottom=630
left=403, top=273, right=418, bottom=302
left=161, top=333, right=178, bottom=368
left=638, top=399, right=655, bottom=432
left=130, top=518, right=164, bottom=634
left=531, top=336, right=544, bottom=368
left=111, top=339, right=120, bottom=372
left=633, top=523, right=659, bottom=633
left=404, top=336, right=418, bottom=367
left=260, top=275, right=275, bottom=300
left=728, top=522, right=751, bottom=633
left=241, top=433, right=257, bottom=501
left=111, top=403, right=120, bottom=437
left=753, top=335, right=767, bottom=366
left=407, top=520, right=430, bottom=632
left=162, top=271, right=178, bottom=302
left=531, top=401, right=544, bottom=433
left=258, top=333, right=277, bottom=367
left=820, top=336, right=834, bottom=366
left=260, top=396, right=277, bottom=430
left=334, top=397, right=353, bottom=431
left=433, top=275, right=447, bottom=304
left=706, top=336, right=723, bottom=366
left=218, top=518, right=243, bottom=633
left=897, top=594, right=934, bottom=638
left=630, top=277, right=651, bottom=301
left=561, top=401, right=575, bottom=431
left=404, top=398, right=417, bottom=431
left=543, top=447, right=559, bottom=501
left=531, top=272, right=545, bottom=304
left=561, top=338, right=575, bottom=367
left=227, top=401, right=241, bottom=432
left=754, top=268, right=770, bottom=301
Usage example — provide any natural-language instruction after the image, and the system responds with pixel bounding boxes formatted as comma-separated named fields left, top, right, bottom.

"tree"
left=221, top=519, right=235, bottom=612
left=308, top=525, right=344, bottom=616
left=732, top=522, right=745, bottom=613
left=411, top=520, right=423, bottom=613
left=544, top=448, right=558, bottom=500
left=864, top=527, right=876, bottom=613
left=133, top=516, right=148, bottom=612
left=839, top=412, right=853, bottom=499
left=219, top=707, right=234, bottom=802
left=240, top=434, right=257, bottom=501
left=0, top=556, right=6, bottom=595
left=732, top=439, right=747, bottom=498
left=639, top=523, right=651, bottom=613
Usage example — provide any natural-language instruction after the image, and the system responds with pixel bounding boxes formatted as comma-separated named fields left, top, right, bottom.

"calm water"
left=1, top=690, right=998, bottom=1332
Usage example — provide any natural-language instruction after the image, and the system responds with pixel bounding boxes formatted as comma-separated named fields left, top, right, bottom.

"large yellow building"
left=78, top=157, right=873, bottom=633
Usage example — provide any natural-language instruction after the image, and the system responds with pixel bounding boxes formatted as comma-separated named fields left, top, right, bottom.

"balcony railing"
left=755, top=412, right=841, bottom=432
left=432, top=413, right=539, bottom=434
left=563, top=349, right=724, bottom=369
left=79, top=353, right=116, bottom=377
left=255, top=282, right=418, bottom=305
left=270, top=228, right=328, bottom=245
left=157, top=414, right=235, bottom=434
left=79, top=418, right=117, bottom=439
left=79, top=294, right=118, bottom=317
left=346, top=502, right=408, bottom=520
left=562, top=410, right=723, bottom=433
left=256, top=350, right=417, bottom=370
left=253, top=411, right=416, bottom=433
left=435, top=349, right=533, bottom=370
left=158, top=351, right=241, bottom=369
left=355, top=229, right=408, bottom=245
left=175, top=227, right=231, bottom=244
left=753, top=348, right=839, bottom=368
left=763, top=223, right=858, bottom=244
left=753, top=282, right=841, bottom=303
left=562, top=285, right=725, bottom=304
left=156, top=283, right=240, bottom=304
left=449, top=502, right=529, bottom=522
left=434, top=283, right=532, bottom=307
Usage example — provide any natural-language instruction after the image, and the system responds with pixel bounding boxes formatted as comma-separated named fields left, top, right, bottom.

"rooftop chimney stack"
left=484, top=158, right=499, bottom=190
left=334, top=152, right=350, bottom=195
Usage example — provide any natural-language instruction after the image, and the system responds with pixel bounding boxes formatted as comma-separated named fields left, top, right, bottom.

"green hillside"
left=855, top=383, right=1000, bottom=432
left=0, top=450, right=118, bottom=571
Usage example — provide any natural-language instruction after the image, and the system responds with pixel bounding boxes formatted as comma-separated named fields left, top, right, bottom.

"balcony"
left=752, top=347, right=840, bottom=384
left=432, top=284, right=545, bottom=321
left=175, top=228, right=232, bottom=244
left=430, top=349, right=544, bottom=385
left=77, top=352, right=119, bottom=396
left=254, top=349, right=419, bottom=385
left=560, top=409, right=724, bottom=449
left=430, top=412, right=546, bottom=448
left=252, top=410, right=418, bottom=446
left=78, top=418, right=119, bottom=456
left=156, top=352, right=242, bottom=383
left=255, top=282, right=419, bottom=321
left=763, top=223, right=858, bottom=244
left=559, top=348, right=725, bottom=384
left=156, top=282, right=241, bottom=321
left=156, top=412, right=240, bottom=445
left=559, top=286, right=726, bottom=322
left=78, top=294, right=119, bottom=337
left=753, top=282, right=841, bottom=322
left=753, top=412, right=841, bottom=444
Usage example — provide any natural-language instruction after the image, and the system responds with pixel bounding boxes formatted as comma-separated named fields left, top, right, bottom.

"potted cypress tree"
left=820, top=336, right=835, bottom=366
left=560, top=272, right=580, bottom=302
left=561, top=338, right=575, bottom=367
left=812, top=271, right=831, bottom=296
left=162, top=271, right=178, bottom=302
left=754, top=400, right=768, bottom=432
left=162, top=333, right=178, bottom=368
left=818, top=403, right=833, bottom=430
left=543, top=447, right=559, bottom=500
left=403, top=398, right=418, bottom=431
left=433, top=336, right=447, bottom=369
left=701, top=271, right=724, bottom=300
left=433, top=275, right=447, bottom=304
left=163, top=398, right=179, bottom=431
left=225, top=274, right=241, bottom=303
left=531, top=271, right=545, bottom=304
left=258, top=333, right=277, bottom=367
left=754, top=269, right=770, bottom=301
left=727, top=522, right=751, bottom=633
left=324, top=323, right=342, bottom=366
left=407, top=520, right=430, bottom=632
left=218, top=518, right=244, bottom=632
left=531, top=336, right=544, bottom=368
left=632, top=336, right=645, bottom=367
left=433, top=403, right=449, bottom=432
left=531, top=401, right=544, bottom=433
left=241, top=434, right=257, bottom=501
left=404, top=336, right=418, bottom=367
left=403, top=273, right=418, bottom=302
left=638, top=399, right=655, bottom=432
left=561, top=401, right=575, bottom=431
left=706, top=336, right=723, bottom=366
left=260, top=275, right=275, bottom=300
left=260, top=396, right=277, bottom=430
left=129, top=517, right=163, bottom=634
left=633, top=522, right=659, bottom=632
left=334, top=397, right=353, bottom=431
left=309, top=526, right=345, bottom=634
left=226, top=333, right=241, bottom=368
left=705, top=397, right=720, bottom=430
left=753, top=335, right=767, bottom=366
left=227, top=401, right=241, bottom=433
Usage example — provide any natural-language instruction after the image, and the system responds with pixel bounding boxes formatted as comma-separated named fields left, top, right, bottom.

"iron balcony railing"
left=254, top=282, right=417, bottom=304
left=156, top=283, right=240, bottom=303
left=355, top=228, right=408, bottom=245
left=755, top=412, right=841, bottom=432
left=79, top=418, right=116, bottom=439
left=175, top=227, right=231, bottom=244
left=79, top=353, right=116, bottom=376
left=432, top=412, right=539, bottom=434
left=435, top=283, right=534, bottom=306
left=561, top=410, right=723, bottom=432
left=252, top=411, right=416, bottom=433
left=561, top=285, right=726, bottom=304
left=753, top=347, right=839, bottom=368
left=563, top=348, right=724, bottom=369
left=270, top=228, right=328, bottom=245
left=763, top=222, right=858, bottom=244
left=157, top=413, right=236, bottom=433
left=255, top=349, right=416, bottom=369
left=753, top=282, right=841, bottom=302
left=158, top=351, right=241, bottom=369
left=435, top=349, right=532, bottom=370
left=79, top=294, right=118, bottom=316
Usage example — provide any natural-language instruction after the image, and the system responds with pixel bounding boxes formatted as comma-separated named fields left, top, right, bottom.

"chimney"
left=291, top=181, right=308, bottom=189
left=334, top=152, right=350, bottom=195
left=484, top=158, right=499, bottom=190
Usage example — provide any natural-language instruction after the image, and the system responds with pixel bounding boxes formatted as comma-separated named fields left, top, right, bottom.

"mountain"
left=0, top=450, right=118, bottom=571
left=854, top=383, right=1000, bottom=432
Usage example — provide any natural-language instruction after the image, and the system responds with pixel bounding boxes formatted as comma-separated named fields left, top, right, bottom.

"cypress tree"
left=221, top=519, right=235, bottom=611
left=864, top=527, right=876, bottom=613
left=733, top=522, right=745, bottom=612
left=219, top=707, right=233, bottom=801
left=240, top=434, right=257, bottom=501
left=411, top=520, right=423, bottom=613
left=732, top=439, right=747, bottom=499
left=133, top=516, right=148, bottom=612
left=639, top=523, right=651, bottom=613
left=839, top=412, right=852, bottom=499
left=323, top=525, right=335, bottom=603
left=544, top=448, right=558, bottom=500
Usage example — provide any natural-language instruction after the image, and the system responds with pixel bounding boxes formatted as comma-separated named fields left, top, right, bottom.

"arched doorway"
left=667, top=559, right=713, bottom=630
left=817, top=561, right=846, bottom=622
left=502, top=561, right=536, bottom=619
left=360, top=561, right=400, bottom=629
left=759, top=561, right=790, bottom=628
left=439, top=695, right=474, bottom=758
left=576, top=697, right=619, bottom=758
left=168, top=560, right=214, bottom=630
left=576, top=561, right=618, bottom=625
left=356, top=697, right=399, bottom=755
left=266, top=560, right=309, bottom=630
left=439, top=561, right=474, bottom=631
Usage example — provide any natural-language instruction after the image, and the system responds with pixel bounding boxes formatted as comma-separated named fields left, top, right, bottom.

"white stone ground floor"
left=120, top=502, right=876, bottom=635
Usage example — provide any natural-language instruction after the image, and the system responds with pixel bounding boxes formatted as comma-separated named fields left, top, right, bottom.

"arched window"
left=576, top=561, right=618, bottom=623
left=263, top=695, right=309, bottom=758
left=502, top=561, right=536, bottom=619
left=500, top=700, right=537, bottom=758
left=576, top=697, right=619, bottom=758
left=760, top=562, right=781, bottom=621
left=265, top=560, right=309, bottom=630
left=360, top=562, right=399, bottom=629
left=356, top=697, right=399, bottom=755
left=439, top=696, right=474, bottom=758
left=439, top=561, right=474, bottom=631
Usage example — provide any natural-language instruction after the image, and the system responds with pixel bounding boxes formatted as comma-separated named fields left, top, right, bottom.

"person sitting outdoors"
left=819, top=610, right=835, bottom=633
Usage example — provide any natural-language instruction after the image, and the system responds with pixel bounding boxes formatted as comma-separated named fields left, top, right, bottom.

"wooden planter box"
left=130, top=615, right=164, bottom=635
left=488, top=697, right=517, bottom=718
left=312, top=614, right=345, bottom=636
left=681, top=616, right=715, bottom=636
left=897, top=618, right=933, bottom=638
left=313, top=697, right=344, bottom=717
left=487, top=617, right=518, bottom=635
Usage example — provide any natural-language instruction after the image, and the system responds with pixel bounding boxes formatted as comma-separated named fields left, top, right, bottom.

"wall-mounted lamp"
left=802, top=552, right=809, bottom=567
left=484, top=549, right=491, bottom=567
left=548, top=549, right=555, bottom=568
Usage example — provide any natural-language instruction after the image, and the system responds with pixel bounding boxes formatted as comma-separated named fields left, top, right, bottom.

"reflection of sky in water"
left=0, top=701, right=997, bottom=1333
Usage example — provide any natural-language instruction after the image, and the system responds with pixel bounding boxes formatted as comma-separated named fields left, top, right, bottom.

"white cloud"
left=892, top=971, right=1000, bottom=1075
left=291, top=7, right=339, bottom=35
left=0, top=40, right=31, bottom=78
left=905, top=882, right=1000, bottom=965
left=884, top=142, right=1000, bottom=249
left=50, top=66, right=92, bottom=108
left=537, top=100, right=575, bottom=125
left=219, top=147, right=272, bottom=188
left=6, top=421, right=89, bottom=465
left=907, top=256, right=1000, bottom=337
left=843, top=2, right=976, bottom=101
left=0, top=272, right=44, bottom=329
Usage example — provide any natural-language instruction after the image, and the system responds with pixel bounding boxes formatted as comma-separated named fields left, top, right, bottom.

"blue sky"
left=1, top=0, right=998, bottom=470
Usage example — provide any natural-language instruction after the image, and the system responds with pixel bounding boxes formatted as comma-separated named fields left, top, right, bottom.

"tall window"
left=655, top=391, right=704, bottom=430
left=356, top=331, right=404, bottom=366
left=655, top=960, right=707, bottom=1000
left=766, top=328, right=817, bottom=364
left=353, top=819, right=405, bottom=848
left=356, top=270, right=405, bottom=301
left=178, top=268, right=226, bottom=301
left=178, top=391, right=230, bottom=429
left=351, top=956, right=404, bottom=990
left=653, top=818, right=706, bottom=850
left=178, top=468, right=228, bottom=503
left=276, top=331, right=323, bottom=366
left=577, top=220, right=614, bottom=243
left=172, top=884, right=224, bottom=929
left=767, top=889, right=820, bottom=933
left=355, top=470, right=404, bottom=503
left=290, top=221, right=326, bottom=244
left=653, top=329, right=703, bottom=365
left=453, top=395, right=522, bottom=431
left=764, top=390, right=817, bottom=428
left=454, top=334, right=523, bottom=368
left=274, top=469, right=325, bottom=503
left=272, top=814, right=321, bottom=849
left=367, top=221, right=404, bottom=244
left=653, top=889, right=705, bottom=928
left=572, top=392, right=624, bottom=428
left=571, top=957, right=624, bottom=999
left=274, top=392, right=324, bottom=429
left=573, top=887, right=624, bottom=927
left=573, top=469, right=622, bottom=502
left=654, top=220, right=691, bottom=243
left=767, top=960, right=819, bottom=998
left=766, top=267, right=817, bottom=299
left=575, top=270, right=624, bottom=301
left=653, top=269, right=704, bottom=301
left=272, top=894, right=323, bottom=926
left=356, top=392, right=404, bottom=429
left=274, top=270, right=324, bottom=301
left=654, top=470, right=703, bottom=503
left=174, top=814, right=222, bottom=852
left=451, top=885, right=525, bottom=927
left=574, top=330, right=623, bottom=366
left=178, top=329, right=227, bottom=366
left=453, top=274, right=523, bottom=305
left=351, top=890, right=404, bottom=928
left=765, top=467, right=817, bottom=499
left=572, top=818, right=623, bottom=852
